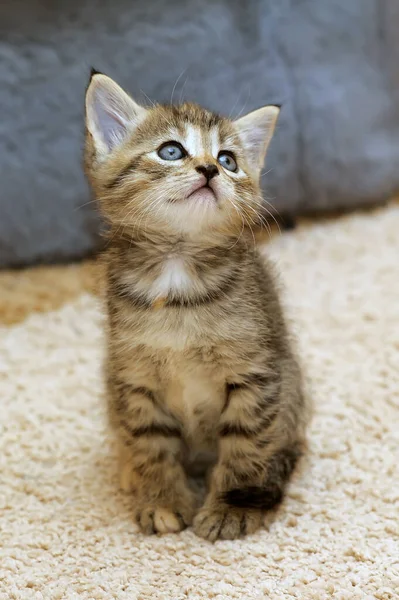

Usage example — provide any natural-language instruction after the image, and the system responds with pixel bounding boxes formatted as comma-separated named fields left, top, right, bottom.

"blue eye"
left=157, top=142, right=186, bottom=161
left=218, top=151, right=237, bottom=172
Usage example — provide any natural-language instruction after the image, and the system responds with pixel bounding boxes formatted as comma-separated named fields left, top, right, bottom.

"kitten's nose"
left=196, top=164, right=219, bottom=181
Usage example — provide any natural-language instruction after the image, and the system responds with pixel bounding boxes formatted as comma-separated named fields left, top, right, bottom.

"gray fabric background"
left=1, top=0, right=399, bottom=267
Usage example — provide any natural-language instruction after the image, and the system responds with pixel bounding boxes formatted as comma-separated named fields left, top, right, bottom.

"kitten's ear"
left=234, top=105, right=280, bottom=170
left=85, top=72, right=147, bottom=158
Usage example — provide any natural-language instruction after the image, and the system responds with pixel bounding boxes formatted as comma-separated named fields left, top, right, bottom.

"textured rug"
left=1, top=204, right=398, bottom=599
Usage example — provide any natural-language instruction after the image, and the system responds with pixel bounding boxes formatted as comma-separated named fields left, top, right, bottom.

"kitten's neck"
left=107, top=227, right=252, bottom=308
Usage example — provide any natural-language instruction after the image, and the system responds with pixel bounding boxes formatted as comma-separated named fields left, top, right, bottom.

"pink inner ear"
left=235, top=106, right=280, bottom=168
left=236, top=126, right=267, bottom=169
left=92, top=93, right=127, bottom=150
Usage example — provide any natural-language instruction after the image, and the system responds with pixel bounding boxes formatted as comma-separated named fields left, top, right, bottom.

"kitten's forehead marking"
left=185, top=125, right=204, bottom=157
left=210, top=128, right=220, bottom=158
left=184, top=124, right=221, bottom=158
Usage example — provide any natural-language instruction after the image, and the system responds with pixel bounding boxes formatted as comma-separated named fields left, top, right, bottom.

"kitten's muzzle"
left=195, top=164, right=219, bottom=182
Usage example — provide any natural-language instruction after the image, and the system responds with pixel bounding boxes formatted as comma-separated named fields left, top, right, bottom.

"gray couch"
left=1, top=0, right=399, bottom=267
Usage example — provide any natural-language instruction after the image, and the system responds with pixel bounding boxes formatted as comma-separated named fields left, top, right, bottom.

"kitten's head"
left=84, top=72, right=279, bottom=239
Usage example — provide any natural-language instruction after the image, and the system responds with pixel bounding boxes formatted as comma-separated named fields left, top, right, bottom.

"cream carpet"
left=1, top=204, right=398, bottom=599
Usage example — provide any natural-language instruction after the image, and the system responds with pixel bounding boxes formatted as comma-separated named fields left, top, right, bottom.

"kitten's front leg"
left=109, top=380, right=196, bottom=534
left=194, top=374, right=304, bottom=541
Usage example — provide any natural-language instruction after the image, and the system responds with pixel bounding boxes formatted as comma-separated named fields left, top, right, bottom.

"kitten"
left=84, top=71, right=308, bottom=541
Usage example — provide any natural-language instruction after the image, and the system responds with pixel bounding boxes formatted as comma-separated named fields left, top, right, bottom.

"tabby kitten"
left=84, top=71, right=308, bottom=541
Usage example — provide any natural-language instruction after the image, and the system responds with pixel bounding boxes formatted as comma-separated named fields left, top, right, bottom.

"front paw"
left=135, top=492, right=196, bottom=535
left=136, top=506, right=189, bottom=535
left=193, top=502, right=263, bottom=541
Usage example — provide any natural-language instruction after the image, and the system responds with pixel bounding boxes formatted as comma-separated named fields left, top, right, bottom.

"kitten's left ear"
left=234, top=105, right=280, bottom=170
left=85, top=71, right=147, bottom=159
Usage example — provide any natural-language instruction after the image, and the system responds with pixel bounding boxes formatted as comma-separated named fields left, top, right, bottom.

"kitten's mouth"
left=187, top=182, right=217, bottom=204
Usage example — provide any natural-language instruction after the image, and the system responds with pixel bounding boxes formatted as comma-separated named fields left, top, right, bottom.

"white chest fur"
left=150, top=258, right=192, bottom=300
left=122, top=255, right=224, bottom=351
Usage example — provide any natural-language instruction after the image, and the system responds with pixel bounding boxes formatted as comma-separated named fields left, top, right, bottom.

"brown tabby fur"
left=84, top=72, right=308, bottom=540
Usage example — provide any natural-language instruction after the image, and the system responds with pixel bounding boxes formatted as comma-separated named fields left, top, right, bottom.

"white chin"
left=169, top=188, right=220, bottom=234
left=187, top=187, right=216, bottom=204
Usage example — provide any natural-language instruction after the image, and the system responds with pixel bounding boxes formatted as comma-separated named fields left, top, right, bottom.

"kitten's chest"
left=163, top=359, right=225, bottom=451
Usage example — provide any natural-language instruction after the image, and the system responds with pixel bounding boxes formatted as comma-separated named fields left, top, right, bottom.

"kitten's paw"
left=137, top=507, right=186, bottom=534
left=136, top=496, right=196, bottom=535
left=193, top=504, right=263, bottom=541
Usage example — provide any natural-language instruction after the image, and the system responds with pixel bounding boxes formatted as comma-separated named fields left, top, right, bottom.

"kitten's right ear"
left=85, top=72, right=147, bottom=159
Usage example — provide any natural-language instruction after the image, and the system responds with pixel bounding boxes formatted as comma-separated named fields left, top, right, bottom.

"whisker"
left=179, top=75, right=189, bottom=104
left=249, top=193, right=282, bottom=234
left=260, top=200, right=282, bottom=234
left=228, top=89, right=244, bottom=119
left=227, top=199, right=246, bottom=250
left=170, top=69, right=187, bottom=105
left=260, top=168, right=274, bottom=178
left=142, top=196, right=165, bottom=234
left=240, top=207, right=257, bottom=248
left=243, top=203, right=273, bottom=239
left=140, top=89, right=156, bottom=108
left=74, top=198, right=97, bottom=211
left=235, top=86, right=251, bottom=119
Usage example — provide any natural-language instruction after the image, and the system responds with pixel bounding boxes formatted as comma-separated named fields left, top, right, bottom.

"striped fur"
left=84, top=74, right=309, bottom=540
